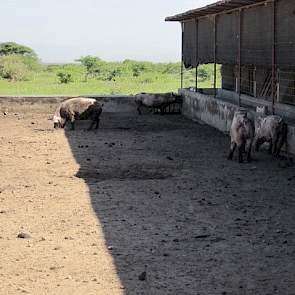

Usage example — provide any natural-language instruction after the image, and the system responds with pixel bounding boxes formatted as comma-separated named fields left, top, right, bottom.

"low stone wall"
left=180, top=89, right=295, bottom=155
left=0, top=95, right=137, bottom=114
left=86, top=95, right=137, bottom=113
left=180, top=89, right=238, bottom=133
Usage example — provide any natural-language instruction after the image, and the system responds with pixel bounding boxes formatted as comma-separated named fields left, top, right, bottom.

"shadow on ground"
left=65, top=112, right=295, bottom=295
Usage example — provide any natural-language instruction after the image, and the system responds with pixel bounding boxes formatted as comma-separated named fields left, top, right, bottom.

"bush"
left=76, top=56, right=103, bottom=80
left=132, top=64, right=146, bottom=77
left=105, top=69, right=121, bottom=81
left=0, top=55, right=31, bottom=81
left=57, top=72, right=73, bottom=84
left=198, top=68, right=210, bottom=82
left=132, top=67, right=140, bottom=77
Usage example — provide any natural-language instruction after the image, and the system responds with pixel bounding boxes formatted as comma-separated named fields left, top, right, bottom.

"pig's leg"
left=60, top=118, right=67, bottom=129
left=69, top=113, right=75, bottom=130
left=272, top=134, right=279, bottom=155
left=238, top=146, right=244, bottom=163
left=246, top=139, right=252, bottom=162
left=237, top=141, right=244, bottom=163
left=137, top=102, right=142, bottom=115
left=254, top=136, right=259, bottom=151
left=275, top=123, right=288, bottom=157
left=95, top=118, right=100, bottom=129
left=87, top=120, right=96, bottom=131
left=275, top=136, right=284, bottom=157
left=275, top=134, right=285, bottom=157
left=228, top=141, right=237, bottom=160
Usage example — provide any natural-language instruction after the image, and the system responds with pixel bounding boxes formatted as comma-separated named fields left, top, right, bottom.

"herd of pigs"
left=53, top=93, right=288, bottom=163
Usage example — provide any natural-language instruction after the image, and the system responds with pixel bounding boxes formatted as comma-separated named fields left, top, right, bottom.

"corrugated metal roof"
left=165, top=0, right=268, bottom=21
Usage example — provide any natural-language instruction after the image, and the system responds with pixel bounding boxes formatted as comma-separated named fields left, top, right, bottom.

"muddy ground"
left=0, top=103, right=295, bottom=295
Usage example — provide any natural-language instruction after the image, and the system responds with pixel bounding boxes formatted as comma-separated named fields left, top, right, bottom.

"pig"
left=134, top=92, right=182, bottom=115
left=228, top=110, right=254, bottom=163
left=53, top=97, right=103, bottom=130
left=254, top=115, right=287, bottom=157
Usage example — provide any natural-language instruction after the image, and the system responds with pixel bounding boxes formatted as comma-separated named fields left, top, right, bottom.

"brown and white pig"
left=53, top=97, right=103, bottom=130
left=254, top=115, right=287, bottom=156
left=228, top=110, right=254, bottom=163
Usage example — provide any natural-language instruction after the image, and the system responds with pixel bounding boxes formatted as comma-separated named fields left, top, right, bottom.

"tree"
left=0, top=42, right=37, bottom=59
left=76, top=56, right=102, bottom=80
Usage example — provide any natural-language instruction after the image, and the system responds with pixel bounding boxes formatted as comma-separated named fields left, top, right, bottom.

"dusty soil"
left=0, top=103, right=295, bottom=295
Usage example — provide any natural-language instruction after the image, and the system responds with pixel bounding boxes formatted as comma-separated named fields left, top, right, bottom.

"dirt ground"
left=0, top=103, right=295, bottom=295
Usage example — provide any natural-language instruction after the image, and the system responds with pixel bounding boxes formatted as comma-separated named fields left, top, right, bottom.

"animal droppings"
left=17, top=232, right=31, bottom=239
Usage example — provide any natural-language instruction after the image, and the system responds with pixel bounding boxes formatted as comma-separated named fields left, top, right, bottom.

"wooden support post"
left=214, top=15, right=217, bottom=98
left=276, top=69, right=280, bottom=102
left=271, top=0, right=277, bottom=114
left=238, top=9, right=242, bottom=107
left=181, top=22, right=184, bottom=89
left=195, top=18, right=198, bottom=92
left=253, top=66, right=257, bottom=97
left=195, top=66, right=198, bottom=92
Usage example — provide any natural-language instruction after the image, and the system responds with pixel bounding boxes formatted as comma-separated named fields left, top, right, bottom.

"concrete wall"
left=86, top=95, right=137, bottom=113
left=180, top=89, right=239, bottom=133
left=0, top=95, right=137, bottom=114
left=180, top=88, right=295, bottom=155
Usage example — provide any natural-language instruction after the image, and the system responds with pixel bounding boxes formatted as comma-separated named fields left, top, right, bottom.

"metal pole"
left=181, top=22, right=184, bottom=89
left=195, top=18, right=198, bottom=92
left=253, top=66, right=257, bottom=97
left=271, top=0, right=276, bottom=114
left=276, top=69, right=280, bottom=102
left=214, top=15, right=217, bottom=98
left=238, top=9, right=242, bottom=107
left=195, top=66, right=198, bottom=92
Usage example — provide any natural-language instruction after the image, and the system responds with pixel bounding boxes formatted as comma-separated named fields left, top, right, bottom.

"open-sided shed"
left=166, top=0, right=295, bottom=110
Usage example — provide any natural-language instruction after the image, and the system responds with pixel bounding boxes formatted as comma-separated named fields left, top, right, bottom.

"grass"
left=0, top=62, right=220, bottom=96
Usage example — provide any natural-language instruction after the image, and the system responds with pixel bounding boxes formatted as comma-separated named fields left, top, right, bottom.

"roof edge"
left=165, top=0, right=268, bottom=22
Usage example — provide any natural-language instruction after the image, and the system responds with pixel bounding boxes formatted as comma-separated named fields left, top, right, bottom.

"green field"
left=0, top=59, right=220, bottom=96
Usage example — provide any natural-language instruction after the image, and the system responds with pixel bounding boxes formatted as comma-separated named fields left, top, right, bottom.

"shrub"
left=132, top=64, right=146, bottom=77
left=198, top=68, right=210, bottom=82
left=0, top=55, right=31, bottom=81
left=57, top=72, right=73, bottom=84
left=132, top=67, right=140, bottom=77
left=106, top=69, right=121, bottom=81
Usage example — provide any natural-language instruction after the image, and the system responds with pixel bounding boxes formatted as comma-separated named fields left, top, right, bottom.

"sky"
left=1, top=0, right=214, bottom=63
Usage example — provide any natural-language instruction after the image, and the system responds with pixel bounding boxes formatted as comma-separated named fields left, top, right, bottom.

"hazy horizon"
left=1, top=0, right=214, bottom=63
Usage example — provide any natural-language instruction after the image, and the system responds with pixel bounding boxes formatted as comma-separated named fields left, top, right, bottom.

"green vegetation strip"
left=0, top=42, right=221, bottom=96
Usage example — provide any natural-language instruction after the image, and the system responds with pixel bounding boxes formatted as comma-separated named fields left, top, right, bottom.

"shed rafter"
left=165, top=0, right=269, bottom=21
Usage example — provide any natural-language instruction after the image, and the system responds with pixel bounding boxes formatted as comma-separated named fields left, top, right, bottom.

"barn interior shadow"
left=64, top=109, right=295, bottom=294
